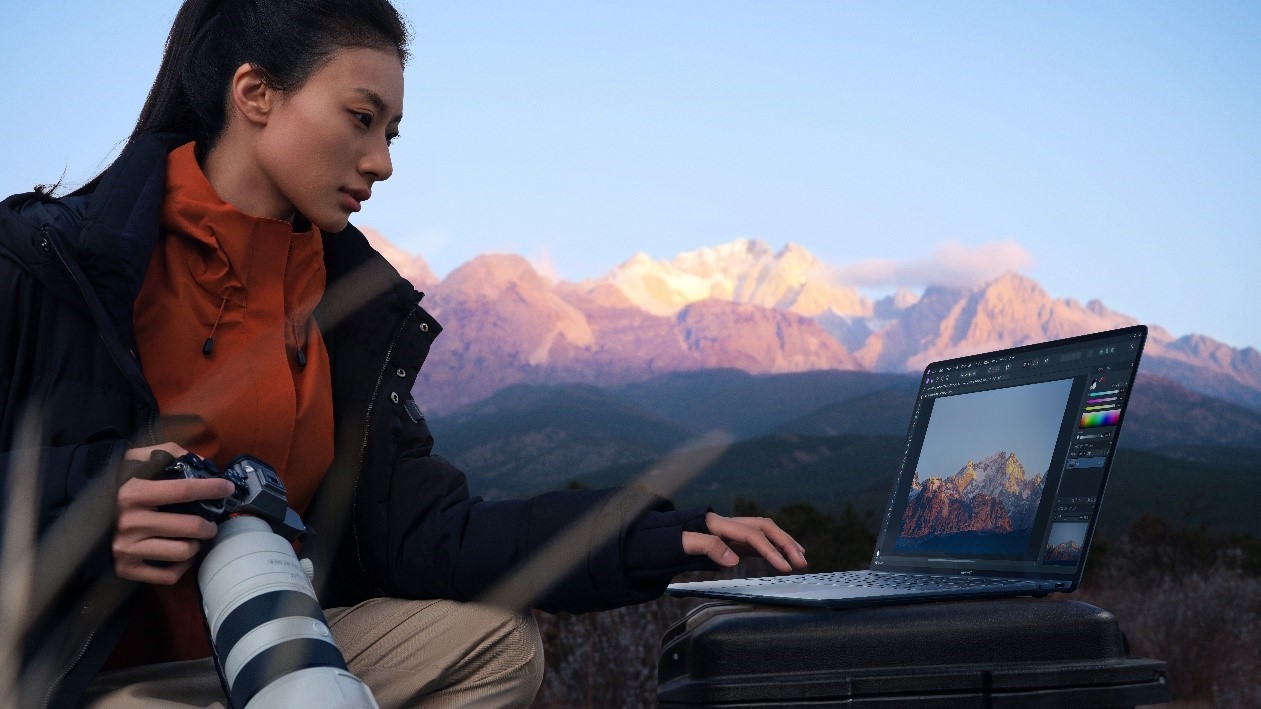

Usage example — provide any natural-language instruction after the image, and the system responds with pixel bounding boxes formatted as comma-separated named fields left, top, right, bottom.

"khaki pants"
left=82, top=599, right=544, bottom=708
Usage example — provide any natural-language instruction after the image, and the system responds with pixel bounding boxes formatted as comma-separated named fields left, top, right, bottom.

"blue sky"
left=3, top=2, right=1258, bottom=347
left=916, top=379, right=1074, bottom=481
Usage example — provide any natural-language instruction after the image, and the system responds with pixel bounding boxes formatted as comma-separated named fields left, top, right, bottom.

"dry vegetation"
left=1076, top=515, right=1261, bottom=708
left=531, top=510, right=1260, bottom=708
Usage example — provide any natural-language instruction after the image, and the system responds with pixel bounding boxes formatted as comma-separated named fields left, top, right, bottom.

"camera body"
left=162, top=453, right=306, bottom=542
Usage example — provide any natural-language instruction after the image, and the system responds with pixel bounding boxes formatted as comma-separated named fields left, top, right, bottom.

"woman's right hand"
left=113, top=443, right=236, bottom=585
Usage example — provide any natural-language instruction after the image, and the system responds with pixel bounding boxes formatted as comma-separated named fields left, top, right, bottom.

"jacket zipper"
left=352, top=305, right=419, bottom=581
left=39, top=227, right=159, bottom=445
left=37, top=227, right=156, bottom=708
left=41, top=623, right=99, bottom=709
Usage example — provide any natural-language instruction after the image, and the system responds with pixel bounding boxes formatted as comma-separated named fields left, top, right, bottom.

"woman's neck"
left=200, top=134, right=295, bottom=224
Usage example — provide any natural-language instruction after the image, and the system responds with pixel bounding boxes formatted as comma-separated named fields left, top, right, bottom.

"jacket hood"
left=5, top=133, right=188, bottom=342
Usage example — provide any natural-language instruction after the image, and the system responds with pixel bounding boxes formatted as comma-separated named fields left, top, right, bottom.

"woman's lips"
left=340, top=188, right=371, bottom=212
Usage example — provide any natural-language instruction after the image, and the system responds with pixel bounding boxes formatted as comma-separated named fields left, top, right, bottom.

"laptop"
left=667, top=325, right=1148, bottom=608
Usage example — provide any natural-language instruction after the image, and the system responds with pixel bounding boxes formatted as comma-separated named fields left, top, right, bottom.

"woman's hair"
left=69, top=0, right=409, bottom=196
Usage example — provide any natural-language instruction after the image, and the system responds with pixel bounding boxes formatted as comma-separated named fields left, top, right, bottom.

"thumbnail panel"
left=1044, top=522, right=1089, bottom=566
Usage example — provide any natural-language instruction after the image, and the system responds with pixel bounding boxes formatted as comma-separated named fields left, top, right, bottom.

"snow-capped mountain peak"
left=594, top=238, right=872, bottom=319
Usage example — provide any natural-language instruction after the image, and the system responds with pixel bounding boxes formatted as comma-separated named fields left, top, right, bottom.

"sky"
left=915, top=378, right=1073, bottom=482
left=2, top=2, right=1258, bottom=348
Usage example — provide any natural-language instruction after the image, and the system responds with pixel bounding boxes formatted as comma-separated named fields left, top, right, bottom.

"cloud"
left=528, top=248, right=560, bottom=284
left=831, top=240, right=1035, bottom=289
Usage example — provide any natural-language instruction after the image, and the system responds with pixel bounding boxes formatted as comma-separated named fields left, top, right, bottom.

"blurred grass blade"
left=477, top=431, right=732, bottom=613
left=0, top=405, right=43, bottom=706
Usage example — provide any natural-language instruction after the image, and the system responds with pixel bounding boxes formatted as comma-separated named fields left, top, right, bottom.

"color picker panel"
left=1079, top=410, right=1121, bottom=428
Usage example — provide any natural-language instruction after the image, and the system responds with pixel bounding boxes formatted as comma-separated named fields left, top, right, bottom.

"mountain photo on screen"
left=896, top=378, right=1074, bottom=558
left=1044, top=522, right=1090, bottom=565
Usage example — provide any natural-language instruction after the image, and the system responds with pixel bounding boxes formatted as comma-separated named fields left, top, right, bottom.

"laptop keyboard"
left=733, top=571, right=1028, bottom=592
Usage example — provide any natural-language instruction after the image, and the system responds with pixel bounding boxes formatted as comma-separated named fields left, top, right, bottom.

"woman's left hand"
left=682, top=512, right=808, bottom=573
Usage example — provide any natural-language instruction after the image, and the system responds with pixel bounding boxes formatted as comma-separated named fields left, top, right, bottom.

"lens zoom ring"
left=229, top=638, right=348, bottom=708
left=214, top=590, right=324, bottom=661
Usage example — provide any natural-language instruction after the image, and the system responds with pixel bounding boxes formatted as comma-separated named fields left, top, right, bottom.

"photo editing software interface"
left=871, top=328, right=1145, bottom=579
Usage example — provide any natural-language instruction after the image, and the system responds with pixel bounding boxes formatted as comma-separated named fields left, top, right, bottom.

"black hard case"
left=658, top=599, right=1169, bottom=708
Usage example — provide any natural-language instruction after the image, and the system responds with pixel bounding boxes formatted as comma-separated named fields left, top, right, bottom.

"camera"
left=162, top=453, right=306, bottom=540
left=162, top=453, right=378, bottom=709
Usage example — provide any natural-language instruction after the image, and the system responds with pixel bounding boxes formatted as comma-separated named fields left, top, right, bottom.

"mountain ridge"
left=360, top=230, right=1260, bottom=414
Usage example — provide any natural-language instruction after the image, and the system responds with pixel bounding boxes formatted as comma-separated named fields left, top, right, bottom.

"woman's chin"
left=311, top=213, right=352, bottom=235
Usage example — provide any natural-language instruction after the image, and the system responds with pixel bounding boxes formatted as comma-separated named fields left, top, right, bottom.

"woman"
left=0, top=1, right=807, bottom=706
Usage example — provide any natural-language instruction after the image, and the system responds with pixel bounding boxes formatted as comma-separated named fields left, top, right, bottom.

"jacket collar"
left=75, top=133, right=189, bottom=340
left=317, top=222, right=424, bottom=349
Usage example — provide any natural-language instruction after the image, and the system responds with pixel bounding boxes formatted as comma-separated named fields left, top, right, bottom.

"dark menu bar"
left=920, top=335, right=1141, bottom=399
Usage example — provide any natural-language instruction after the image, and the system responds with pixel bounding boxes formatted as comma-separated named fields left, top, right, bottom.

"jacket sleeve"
left=373, top=410, right=700, bottom=614
left=622, top=506, right=721, bottom=588
left=0, top=198, right=126, bottom=552
left=0, top=439, right=126, bottom=536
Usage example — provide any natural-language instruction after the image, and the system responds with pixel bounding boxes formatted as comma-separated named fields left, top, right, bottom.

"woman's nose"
left=362, top=142, right=393, bottom=182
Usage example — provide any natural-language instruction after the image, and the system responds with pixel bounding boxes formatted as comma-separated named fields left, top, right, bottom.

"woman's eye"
left=353, top=112, right=372, bottom=128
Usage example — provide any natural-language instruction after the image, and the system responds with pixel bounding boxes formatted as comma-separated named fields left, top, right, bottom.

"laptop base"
left=667, top=570, right=1046, bottom=609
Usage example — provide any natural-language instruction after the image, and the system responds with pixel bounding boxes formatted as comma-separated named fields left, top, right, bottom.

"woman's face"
left=255, top=46, right=404, bottom=233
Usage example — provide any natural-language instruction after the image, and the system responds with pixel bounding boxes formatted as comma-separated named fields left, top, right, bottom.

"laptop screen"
left=870, top=325, right=1147, bottom=585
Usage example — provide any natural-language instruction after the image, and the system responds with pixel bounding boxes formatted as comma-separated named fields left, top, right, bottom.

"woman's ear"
left=228, top=62, right=277, bottom=128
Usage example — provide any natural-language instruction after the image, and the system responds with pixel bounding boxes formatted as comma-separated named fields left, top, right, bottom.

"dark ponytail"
left=70, top=0, right=409, bottom=196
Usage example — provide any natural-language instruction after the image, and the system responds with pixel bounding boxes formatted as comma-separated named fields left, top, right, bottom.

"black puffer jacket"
left=0, top=133, right=705, bottom=708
